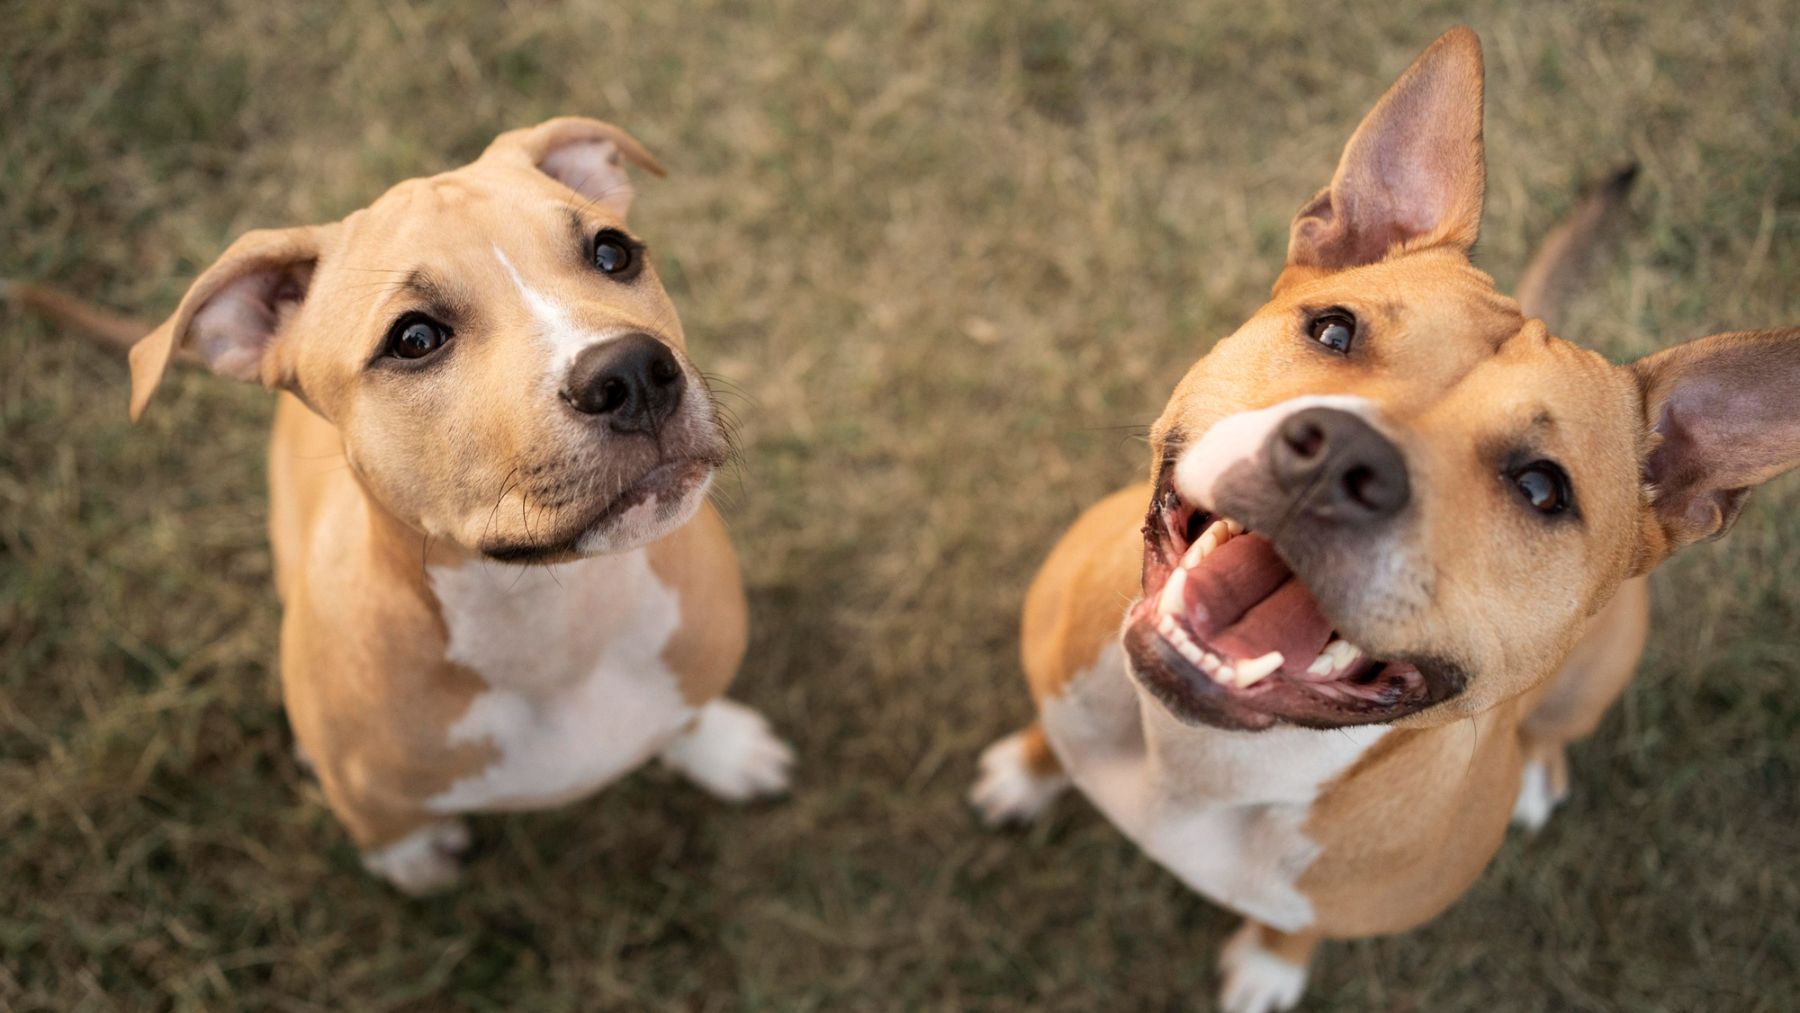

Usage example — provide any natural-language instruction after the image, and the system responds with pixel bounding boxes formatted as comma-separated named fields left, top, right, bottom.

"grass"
left=2, top=1, right=1796, bottom=1009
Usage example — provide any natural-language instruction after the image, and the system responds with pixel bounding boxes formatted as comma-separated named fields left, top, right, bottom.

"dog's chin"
left=478, top=459, right=714, bottom=565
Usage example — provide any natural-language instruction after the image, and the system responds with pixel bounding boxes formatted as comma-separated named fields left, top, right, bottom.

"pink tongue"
left=1188, top=535, right=1335, bottom=668
left=1211, top=579, right=1335, bottom=672
left=1184, top=535, right=1289, bottom=635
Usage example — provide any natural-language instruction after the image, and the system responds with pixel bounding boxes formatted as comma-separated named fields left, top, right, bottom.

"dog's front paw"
left=969, top=730, right=1069, bottom=827
left=1218, top=922, right=1309, bottom=1013
left=660, top=698, right=795, bottom=802
left=1510, top=756, right=1569, bottom=831
left=361, top=819, right=470, bottom=896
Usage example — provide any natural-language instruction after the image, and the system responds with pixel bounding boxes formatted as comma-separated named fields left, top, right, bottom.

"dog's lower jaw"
left=476, top=459, right=716, bottom=564
left=574, top=467, right=714, bottom=556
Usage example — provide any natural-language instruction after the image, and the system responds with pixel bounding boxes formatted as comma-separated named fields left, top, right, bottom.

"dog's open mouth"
left=1125, top=466, right=1455, bottom=730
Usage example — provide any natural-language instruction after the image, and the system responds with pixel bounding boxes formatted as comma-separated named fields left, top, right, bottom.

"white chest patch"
left=1042, top=641, right=1387, bottom=932
left=426, top=550, right=694, bottom=812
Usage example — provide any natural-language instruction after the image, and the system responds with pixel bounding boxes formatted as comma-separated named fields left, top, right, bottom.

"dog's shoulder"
left=1022, top=483, right=1150, bottom=703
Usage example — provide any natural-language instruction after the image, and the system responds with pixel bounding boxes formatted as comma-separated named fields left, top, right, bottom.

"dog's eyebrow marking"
left=492, top=244, right=624, bottom=370
left=394, top=268, right=469, bottom=317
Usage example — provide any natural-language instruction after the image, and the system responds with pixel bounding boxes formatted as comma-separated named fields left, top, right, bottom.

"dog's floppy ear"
left=129, top=225, right=330, bottom=422
left=483, top=117, right=666, bottom=220
left=1287, top=27, right=1486, bottom=271
left=1631, top=328, right=1800, bottom=559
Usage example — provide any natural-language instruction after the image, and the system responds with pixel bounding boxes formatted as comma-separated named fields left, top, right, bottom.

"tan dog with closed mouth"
left=19, top=118, right=794, bottom=893
left=970, top=28, right=1800, bottom=1011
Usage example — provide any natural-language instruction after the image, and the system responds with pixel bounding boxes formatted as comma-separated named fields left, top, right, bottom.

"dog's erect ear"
left=483, top=117, right=667, bottom=220
left=129, top=226, right=330, bottom=422
left=1632, top=329, right=1800, bottom=557
left=1287, top=27, right=1486, bottom=271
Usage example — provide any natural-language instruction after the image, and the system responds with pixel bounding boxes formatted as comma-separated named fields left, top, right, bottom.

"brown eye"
left=593, top=229, right=637, bottom=277
left=1308, top=309, right=1356, bottom=354
left=385, top=314, right=451, bottom=360
left=1512, top=461, right=1571, bottom=514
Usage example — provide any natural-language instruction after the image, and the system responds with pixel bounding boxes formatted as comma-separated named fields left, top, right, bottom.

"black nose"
left=1268, top=407, right=1409, bottom=523
left=561, top=333, right=684, bottom=433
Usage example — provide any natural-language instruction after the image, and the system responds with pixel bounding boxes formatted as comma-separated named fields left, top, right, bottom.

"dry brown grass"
left=2, top=1, right=1796, bottom=1009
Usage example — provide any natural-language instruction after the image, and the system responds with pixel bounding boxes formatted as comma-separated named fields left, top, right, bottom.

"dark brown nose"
left=1268, top=407, right=1409, bottom=523
left=561, top=333, right=684, bottom=433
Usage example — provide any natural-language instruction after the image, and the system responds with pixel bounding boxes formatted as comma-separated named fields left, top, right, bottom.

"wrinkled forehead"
left=311, top=165, right=676, bottom=358
left=1274, top=252, right=1524, bottom=367
left=338, top=166, right=592, bottom=267
left=1419, top=334, right=1645, bottom=515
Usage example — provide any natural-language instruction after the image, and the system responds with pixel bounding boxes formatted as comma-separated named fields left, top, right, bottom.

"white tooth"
left=1181, top=519, right=1234, bottom=569
left=1224, top=519, right=1245, bottom=536
left=1233, top=651, right=1284, bottom=687
left=1307, top=640, right=1364, bottom=677
left=1181, top=537, right=1208, bottom=569
left=1179, top=640, right=1205, bottom=666
left=1331, top=641, right=1365, bottom=669
left=1159, top=566, right=1189, bottom=616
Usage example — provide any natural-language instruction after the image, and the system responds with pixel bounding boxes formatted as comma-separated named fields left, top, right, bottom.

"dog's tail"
left=1514, top=164, right=1639, bottom=333
left=1, top=278, right=148, bottom=352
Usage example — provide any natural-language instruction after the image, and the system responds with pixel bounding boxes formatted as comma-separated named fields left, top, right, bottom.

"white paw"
left=969, top=731, right=1069, bottom=827
left=660, top=698, right=795, bottom=802
left=1511, top=759, right=1565, bottom=831
left=1219, top=922, right=1309, bottom=1013
left=361, top=819, right=469, bottom=895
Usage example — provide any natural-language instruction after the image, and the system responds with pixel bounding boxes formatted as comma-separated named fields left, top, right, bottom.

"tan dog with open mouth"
left=970, top=28, right=1800, bottom=1012
left=15, top=118, right=794, bottom=893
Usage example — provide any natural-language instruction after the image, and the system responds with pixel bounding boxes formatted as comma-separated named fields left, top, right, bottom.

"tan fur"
left=646, top=503, right=750, bottom=708
left=2, top=280, right=148, bottom=350
left=1021, top=482, right=1149, bottom=705
left=25, top=119, right=777, bottom=881
left=991, top=26, right=1800, bottom=1005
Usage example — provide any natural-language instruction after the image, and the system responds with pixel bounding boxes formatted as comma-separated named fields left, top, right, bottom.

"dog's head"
left=128, top=118, right=727, bottom=562
left=1127, top=28, right=1800, bottom=731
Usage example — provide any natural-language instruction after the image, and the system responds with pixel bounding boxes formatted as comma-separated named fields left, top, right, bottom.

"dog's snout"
left=1269, top=407, right=1409, bottom=523
left=562, top=333, right=684, bottom=433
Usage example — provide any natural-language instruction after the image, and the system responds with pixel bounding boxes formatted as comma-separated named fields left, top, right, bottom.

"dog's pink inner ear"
left=186, top=264, right=315, bottom=381
left=1288, top=27, right=1487, bottom=270
left=538, top=139, right=638, bottom=219
left=1634, top=329, right=1800, bottom=551
left=128, top=227, right=326, bottom=421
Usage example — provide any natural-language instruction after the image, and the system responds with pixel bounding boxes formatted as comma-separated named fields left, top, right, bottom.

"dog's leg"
left=1218, top=920, right=1318, bottom=1013
left=1512, top=737, right=1573, bottom=832
left=970, top=722, right=1070, bottom=827
left=313, top=764, right=471, bottom=894
left=659, top=698, right=795, bottom=801
left=359, top=818, right=471, bottom=896
left=1514, top=575, right=1649, bottom=830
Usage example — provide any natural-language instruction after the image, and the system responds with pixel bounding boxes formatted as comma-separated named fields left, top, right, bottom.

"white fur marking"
left=659, top=698, right=795, bottom=801
left=1218, top=921, right=1309, bottom=1013
left=426, top=550, right=695, bottom=812
left=573, top=472, right=712, bottom=556
left=491, top=244, right=630, bottom=370
left=1042, top=640, right=1388, bottom=932
left=969, top=730, right=1071, bottom=826
left=1511, top=758, right=1561, bottom=831
left=1173, top=394, right=1377, bottom=513
left=361, top=820, right=469, bottom=895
